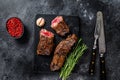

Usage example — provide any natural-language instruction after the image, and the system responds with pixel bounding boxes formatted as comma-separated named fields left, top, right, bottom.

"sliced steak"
left=50, top=34, right=77, bottom=71
left=51, top=16, right=69, bottom=36
left=37, top=29, right=54, bottom=55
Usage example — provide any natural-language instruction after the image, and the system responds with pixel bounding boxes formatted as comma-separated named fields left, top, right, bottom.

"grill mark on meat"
left=50, top=34, right=77, bottom=71
left=58, top=21, right=69, bottom=36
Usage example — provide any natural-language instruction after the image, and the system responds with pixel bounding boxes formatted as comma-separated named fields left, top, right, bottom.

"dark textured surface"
left=0, top=0, right=120, bottom=80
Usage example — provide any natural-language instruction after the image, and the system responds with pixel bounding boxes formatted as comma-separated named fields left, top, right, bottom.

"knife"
left=89, top=11, right=101, bottom=75
left=98, top=11, right=106, bottom=80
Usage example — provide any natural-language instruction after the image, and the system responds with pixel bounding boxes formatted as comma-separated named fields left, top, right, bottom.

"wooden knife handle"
left=100, top=55, right=106, bottom=80
left=89, top=48, right=96, bottom=75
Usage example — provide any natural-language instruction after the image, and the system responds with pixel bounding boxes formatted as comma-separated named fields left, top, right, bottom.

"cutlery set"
left=89, top=11, right=106, bottom=80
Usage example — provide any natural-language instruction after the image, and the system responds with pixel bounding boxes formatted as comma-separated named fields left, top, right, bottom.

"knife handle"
left=100, top=55, right=106, bottom=80
left=89, top=48, right=96, bottom=75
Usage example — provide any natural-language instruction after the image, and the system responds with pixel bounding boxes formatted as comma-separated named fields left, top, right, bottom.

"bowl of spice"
left=6, top=17, right=24, bottom=39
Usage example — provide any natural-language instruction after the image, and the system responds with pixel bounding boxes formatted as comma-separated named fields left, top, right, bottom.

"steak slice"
left=50, top=34, right=77, bottom=71
left=51, top=16, right=69, bottom=36
left=37, top=29, right=54, bottom=55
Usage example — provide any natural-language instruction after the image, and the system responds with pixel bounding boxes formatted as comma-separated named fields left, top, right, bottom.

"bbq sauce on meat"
left=50, top=34, right=77, bottom=71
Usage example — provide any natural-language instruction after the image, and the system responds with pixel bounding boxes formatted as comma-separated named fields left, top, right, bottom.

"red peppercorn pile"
left=6, top=17, right=23, bottom=38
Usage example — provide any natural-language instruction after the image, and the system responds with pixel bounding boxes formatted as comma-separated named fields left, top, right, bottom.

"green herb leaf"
left=59, top=38, right=87, bottom=80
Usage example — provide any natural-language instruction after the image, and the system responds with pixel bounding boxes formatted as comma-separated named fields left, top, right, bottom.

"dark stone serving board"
left=34, top=14, right=80, bottom=73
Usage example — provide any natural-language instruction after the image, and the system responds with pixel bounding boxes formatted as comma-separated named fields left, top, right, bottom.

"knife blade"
left=98, top=11, right=106, bottom=80
left=89, top=11, right=102, bottom=75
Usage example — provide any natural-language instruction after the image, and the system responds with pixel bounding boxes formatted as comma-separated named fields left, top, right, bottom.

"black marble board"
left=34, top=14, right=80, bottom=73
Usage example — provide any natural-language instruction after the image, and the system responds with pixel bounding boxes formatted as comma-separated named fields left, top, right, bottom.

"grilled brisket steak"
left=50, top=34, right=77, bottom=71
left=37, top=29, right=54, bottom=55
left=51, top=16, right=69, bottom=36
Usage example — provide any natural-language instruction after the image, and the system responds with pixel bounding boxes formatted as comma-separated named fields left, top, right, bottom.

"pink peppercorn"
left=6, top=17, right=24, bottom=38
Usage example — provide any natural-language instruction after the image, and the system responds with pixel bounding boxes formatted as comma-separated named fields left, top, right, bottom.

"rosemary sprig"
left=59, top=39, right=87, bottom=80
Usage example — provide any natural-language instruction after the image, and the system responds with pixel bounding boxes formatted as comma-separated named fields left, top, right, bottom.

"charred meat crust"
left=50, top=34, right=77, bottom=71
left=51, top=16, right=69, bottom=36
left=37, top=29, right=54, bottom=55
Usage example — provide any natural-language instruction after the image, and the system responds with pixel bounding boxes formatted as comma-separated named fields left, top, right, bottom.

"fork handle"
left=89, top=48, right=96, bottom=75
